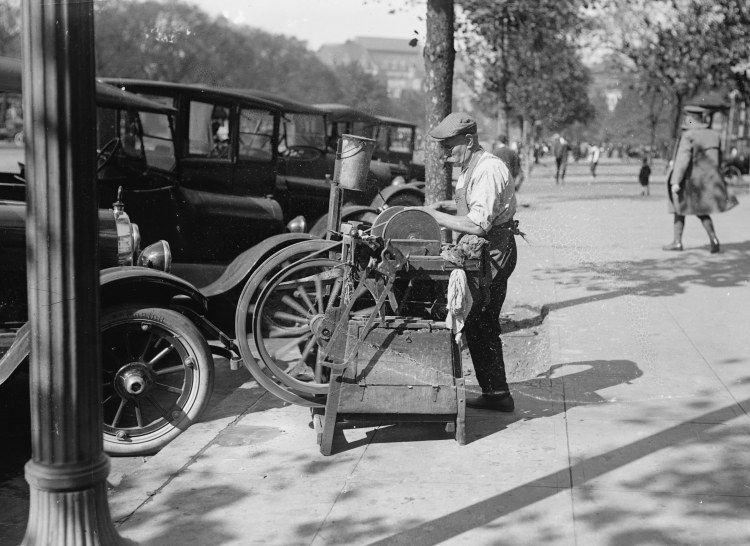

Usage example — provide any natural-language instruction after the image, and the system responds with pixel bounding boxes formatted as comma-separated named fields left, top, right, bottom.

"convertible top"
left=99, top=78, right=282, bottom=112
left=376, top=115, right=416, bottom=128
left=314, top=103, right=380, bottom=124
left=0, top=57, right=176, bottom=115
left=238, top=89, right=325, bottom=116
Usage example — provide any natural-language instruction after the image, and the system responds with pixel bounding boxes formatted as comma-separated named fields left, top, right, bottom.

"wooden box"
left=316, top=317, right=466, bottom=455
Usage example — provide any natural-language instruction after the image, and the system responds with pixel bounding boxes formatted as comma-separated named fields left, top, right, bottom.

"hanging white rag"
left=445, top=268, right=473, bottom=344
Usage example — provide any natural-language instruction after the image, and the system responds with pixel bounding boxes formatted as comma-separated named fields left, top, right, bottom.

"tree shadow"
left=326, top=360, right=642, bottom=453
left=370, top=396, right=750, bottom=546
left=541, top=240, right=750, bottom=313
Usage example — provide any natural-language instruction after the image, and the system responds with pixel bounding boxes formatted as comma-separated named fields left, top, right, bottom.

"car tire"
left=101, top=305, right=214, bottom=456
left=723, top=165, right=743, bottom=185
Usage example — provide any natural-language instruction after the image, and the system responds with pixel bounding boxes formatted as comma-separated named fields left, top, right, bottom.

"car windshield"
left=282, top=113, right=326, bottom=150
left=98, top=107, right=175, bottom=171
left=388, top=126, right=414, bottom=153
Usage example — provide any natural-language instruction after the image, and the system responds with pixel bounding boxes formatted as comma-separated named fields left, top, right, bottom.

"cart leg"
left=320, top=374, right=343, bottom=456
left=455, top=378, right=466, bottom=445
left=312, top=408, right=324, bottom=446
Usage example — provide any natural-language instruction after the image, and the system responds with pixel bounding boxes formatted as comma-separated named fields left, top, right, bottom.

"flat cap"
left=428, top=112, right=477, bottom=141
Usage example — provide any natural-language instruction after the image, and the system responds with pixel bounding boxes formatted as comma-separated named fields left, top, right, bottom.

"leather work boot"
left=466, top=392, right=515, bottom=412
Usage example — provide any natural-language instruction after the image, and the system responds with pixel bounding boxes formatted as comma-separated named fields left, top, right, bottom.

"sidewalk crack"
left=115, top=391, right=269, bottom=526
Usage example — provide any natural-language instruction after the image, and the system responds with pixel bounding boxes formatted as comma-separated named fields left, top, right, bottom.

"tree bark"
left=423, top=0, right=455, bottom=204
left=21, top=0, right=121, bottom=543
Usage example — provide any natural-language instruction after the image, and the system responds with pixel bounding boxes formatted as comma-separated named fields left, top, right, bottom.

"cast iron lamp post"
left=21, top=0, right=122, bottom=543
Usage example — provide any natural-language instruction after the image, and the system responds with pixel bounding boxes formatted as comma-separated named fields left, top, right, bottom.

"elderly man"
left=417, top=112, right=519, bottom=411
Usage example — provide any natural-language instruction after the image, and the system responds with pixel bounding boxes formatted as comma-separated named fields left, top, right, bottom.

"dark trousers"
left=555, top=157, right=567, bottom=182
left=465, top=238, right=518, bottom=394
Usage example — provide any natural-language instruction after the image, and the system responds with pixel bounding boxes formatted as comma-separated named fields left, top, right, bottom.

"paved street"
left=2, top=157, right=749, bottom=544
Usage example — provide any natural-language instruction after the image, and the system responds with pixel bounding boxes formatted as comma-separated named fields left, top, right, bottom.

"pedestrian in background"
left=552, top=134, right=569, bottom=184
left=493, top=134, right=521, bottom=189
left=663, top=105, right=738, bottom=253
left=588, top=143, right=600, bottom=178
left=638, top=156, right=651, bottom=196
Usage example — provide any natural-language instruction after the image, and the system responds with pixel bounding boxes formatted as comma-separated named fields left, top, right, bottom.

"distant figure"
left=663, top=105, right=738, bottom=254
left=552, top=135, right=569, bottom=184
left=588, top=143, right=601, bottom=178
left=638, top=157, right=651, bottom=196
left=493, top=134, right=521, bottom=188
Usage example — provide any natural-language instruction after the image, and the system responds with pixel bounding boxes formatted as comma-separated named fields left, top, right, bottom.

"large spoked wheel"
left=235, top=239, right=340, bottom=408
left=101, top=305, right=214, bottom=456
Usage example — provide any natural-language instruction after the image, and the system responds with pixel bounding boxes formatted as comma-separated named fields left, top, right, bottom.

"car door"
left=175, top=97, right=248, bottom=261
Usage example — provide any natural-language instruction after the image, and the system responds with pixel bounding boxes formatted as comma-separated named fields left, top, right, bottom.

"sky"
left=186, top=0, right=426, bottom=50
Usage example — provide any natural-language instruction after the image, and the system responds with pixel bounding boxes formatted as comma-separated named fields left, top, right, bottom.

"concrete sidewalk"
left=110, top=159, right=750, bottom=545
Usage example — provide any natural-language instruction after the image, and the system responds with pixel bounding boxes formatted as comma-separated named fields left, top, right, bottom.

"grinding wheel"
left=370, top=206, right=405, bottom=238
left=382, top=209, right=442, bottom=242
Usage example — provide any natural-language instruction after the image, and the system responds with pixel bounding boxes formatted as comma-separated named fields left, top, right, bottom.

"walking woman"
left=663, top=105, right=737, bottom=253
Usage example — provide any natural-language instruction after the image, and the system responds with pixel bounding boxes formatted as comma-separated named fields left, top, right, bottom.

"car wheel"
left=723, top=165, right=743, bottom=185
left=101, top=305, right=214, bottom=456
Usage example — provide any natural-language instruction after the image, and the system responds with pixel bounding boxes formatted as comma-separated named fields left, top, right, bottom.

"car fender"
left=200, top=232, right=313, bottom=298
left=100, top=267, right=208, bottom=313
left=369, top=183, right=425, bottom=209
left=308, top=205, right=379, bottom=237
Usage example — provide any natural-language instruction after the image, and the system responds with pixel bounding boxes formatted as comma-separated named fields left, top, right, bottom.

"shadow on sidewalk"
left=369, top=396, right=750, bottom=546
left=542, top=240, right=750, bottom=313
left=330, top=360, right=642, bottom=451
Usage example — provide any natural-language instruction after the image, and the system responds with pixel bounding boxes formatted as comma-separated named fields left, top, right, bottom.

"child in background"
left=639, top=156, right=651, bottom=196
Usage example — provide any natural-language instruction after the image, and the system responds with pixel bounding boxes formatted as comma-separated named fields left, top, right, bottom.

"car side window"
left=238, top=109, right=274, bottom=162
left=388, top=127, right=413, bottom=153
left=188, top=101, right=232, bottom=159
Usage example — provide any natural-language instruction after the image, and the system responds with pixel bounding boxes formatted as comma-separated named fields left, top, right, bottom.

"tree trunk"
left=423, top=0, right=455, bottom=205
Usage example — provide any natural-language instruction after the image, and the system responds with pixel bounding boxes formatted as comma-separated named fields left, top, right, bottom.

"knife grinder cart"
left=243, top=134, right=490, bottom=455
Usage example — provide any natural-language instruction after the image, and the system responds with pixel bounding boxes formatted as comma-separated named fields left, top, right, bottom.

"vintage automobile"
left=1, top=61, right=314, bottom=455
left=102, top=80, right=428, bottom=241
left=373, top=114, right=426, bottom=184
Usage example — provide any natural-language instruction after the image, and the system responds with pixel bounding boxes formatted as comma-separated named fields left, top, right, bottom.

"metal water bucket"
left=333, top=134, right=376, bottom=191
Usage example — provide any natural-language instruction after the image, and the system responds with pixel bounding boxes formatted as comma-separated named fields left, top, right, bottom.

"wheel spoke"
left=285, top=336, right=317, bottom=374
left=272, top=334, right=312, bottom=360
left=102, top=394, right=114, bottom=405
left=281, top=295, right=311, bottom=318
left=295, top=285, right=317, bottom=315
left=146, top=394, right=172, bottom=421
left=155, top=364, right=184, bottom=376
left=148, top=345, right=174, bottom=368
left=134, top=401, right=144, bottom=427
left=326, top=277, right=342, bottom=311
left=313, top=276, right=325, bottom=314
left=269, top=310, right=308, bottom=324
left=268, top=325, right=311, bottom=338
left=352, top=305, right=377, bottom=316
left=154, top=382, right=183, bottom=394
left=112, top=399, right=127, bottom=428
left=139, top=330, right=155, bottom=360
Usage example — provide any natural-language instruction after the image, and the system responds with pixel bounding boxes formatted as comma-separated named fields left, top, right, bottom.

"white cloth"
left=445, top=269, right=473, bottom=342
left=456, top=150, right=516, bottom=232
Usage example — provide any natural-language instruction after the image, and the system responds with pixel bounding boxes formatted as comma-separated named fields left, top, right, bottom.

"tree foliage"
left=458, top=0, right=595, bottom=133
left=603, top=0, right=750, bottom=139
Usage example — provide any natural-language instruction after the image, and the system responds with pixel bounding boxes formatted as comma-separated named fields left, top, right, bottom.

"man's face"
left=440, top=134, right=472, bottom=164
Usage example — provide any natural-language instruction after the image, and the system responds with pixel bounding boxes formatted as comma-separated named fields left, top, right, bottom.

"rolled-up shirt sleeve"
left=466, top=158, right=510, bottom=232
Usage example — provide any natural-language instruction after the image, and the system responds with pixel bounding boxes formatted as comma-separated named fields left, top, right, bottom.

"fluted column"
left=22, top=0, right=121, bottom=543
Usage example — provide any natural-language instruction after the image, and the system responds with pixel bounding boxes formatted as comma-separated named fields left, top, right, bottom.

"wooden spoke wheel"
left=101, top=305, right=214, bottom=456
left=235, top=240, right=340, bottom=408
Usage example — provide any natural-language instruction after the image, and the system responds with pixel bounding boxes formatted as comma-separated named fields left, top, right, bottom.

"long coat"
left=667, top=124, right=738, bottom=215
